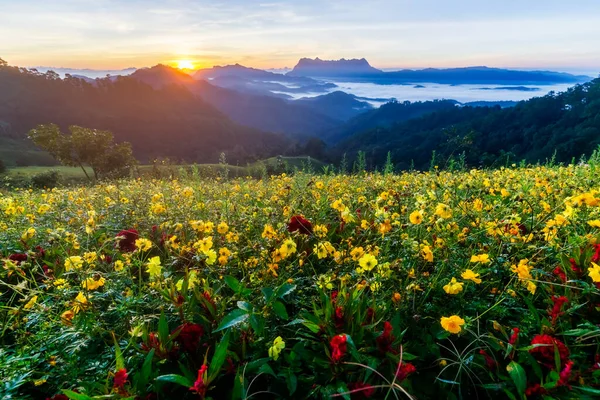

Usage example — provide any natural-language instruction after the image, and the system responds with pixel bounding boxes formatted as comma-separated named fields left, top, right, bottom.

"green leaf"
left=335, top=382, right=351, bottom=400
left=258, top=363, right=276, bottom=377
left=303, top=321, right=320, bottom=333
left=244, top=358, right=270, bottom=373
left=286, top=370, right=298, bottom=395
left=232, top=368, right=245, bottom=400
left=224, top=276, right=241, bottom=292
left=262, top=287, right=274, bottom=303
left=208, top=330, right=231, bottom=382
left=113, top=333, right=124, bottom=371
left=507, top=361, right=526, bottom=396
left=158, top=310, right=169, bottom=343
left=272, top=301, right=289, bottom=320
left=155, top=374, right=193, bottom=388
left=137, top=348, right=155, bottom=392
left=249, top=314, right=265, bottom=335
left=574, top=386, right=600, bottom=395
left=214, top=309, right=249, bottom=333
left=401, top=352, right=417, bottom=361
left=62, top=390, right=94, bottom=400
left=276, top=283, right=296, bottom=299
left=237, top=301, right=252, bottom=312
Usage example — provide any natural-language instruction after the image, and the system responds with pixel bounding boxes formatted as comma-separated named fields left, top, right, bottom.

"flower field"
left=2, top=165, right=600, bottom=399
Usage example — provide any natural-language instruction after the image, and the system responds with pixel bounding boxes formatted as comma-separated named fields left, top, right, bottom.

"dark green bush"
left=31, top=170, right=60, bottom=189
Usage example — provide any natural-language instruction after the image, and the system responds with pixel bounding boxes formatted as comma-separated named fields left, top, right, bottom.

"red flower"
left=592, top=244, right=600, bottom=263
left=9, top=253, right=27, bottom=264
left=548, top=296, right=568, bottom=324
left=113, top=368, right=128, bottom=389
left=287, top=215, right=313, bottom=235
left=558, top=360, right=574, bottom=387
left=395, top=362, right=416, bottom=381
left=173, top=323, right=204, bottom=353
left=569, top=258, right=582, bottom=275
left=334, top=306, right=344, bottom=329
left=330, top=290, right=339, bottom=303
left=479, top=349, right=497, bottom=370
left=348, top=381, right=375, bottom=399
left=116, top=229, right=139, bottom=253
left=529, top=334, right=569, bottom=368
left=376, top=321, right=396, bottom=354
left=364, top=307, right=375, bottom=325
left=509, top=328, right=520, bottom=346
left=190, top=364, right=209, bottom=397
left=525, top=383, right=547, bottom=396
left=330, top=334, right=348, bottom=363
left=553, top=266, right=566, bottom=283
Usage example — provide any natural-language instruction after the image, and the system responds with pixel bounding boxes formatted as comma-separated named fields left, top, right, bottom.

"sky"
left=1, top=0, right=600, bottom=74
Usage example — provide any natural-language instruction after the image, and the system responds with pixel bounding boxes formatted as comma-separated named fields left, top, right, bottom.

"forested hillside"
left=0, top=63, right=289, bottom=164
left=334, top=78, right=600, bottom=169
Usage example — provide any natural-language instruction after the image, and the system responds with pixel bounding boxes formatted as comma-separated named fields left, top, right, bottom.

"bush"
left=31, top=170, right=60, bottom=189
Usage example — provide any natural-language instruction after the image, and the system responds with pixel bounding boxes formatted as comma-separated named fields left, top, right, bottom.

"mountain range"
left=1, top=57, right=598, bottom=170
left=288, top=58, right=591, bottom=84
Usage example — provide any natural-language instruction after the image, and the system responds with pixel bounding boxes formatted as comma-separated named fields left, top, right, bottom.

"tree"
left=28, top=124, right=137, bottom=181
left=0, top=159, right=6, bottom=174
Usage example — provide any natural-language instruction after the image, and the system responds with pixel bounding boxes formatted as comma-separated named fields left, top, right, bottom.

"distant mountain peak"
left=289, top=57, right=383, bottom=77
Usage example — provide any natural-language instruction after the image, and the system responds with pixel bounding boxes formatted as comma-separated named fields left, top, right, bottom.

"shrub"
left=31, top=170, right=60, bottom=189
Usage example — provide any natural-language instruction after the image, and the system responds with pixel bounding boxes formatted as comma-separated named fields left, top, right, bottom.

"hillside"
left=334, top=78, right=600, bottom=169
left=324, top=99, right=460, bottom=144
left=294, top=91, right=373, bottom=121
left=0, top=64, right=289, bottom=164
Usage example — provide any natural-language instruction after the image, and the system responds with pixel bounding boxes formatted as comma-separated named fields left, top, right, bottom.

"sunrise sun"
left=176, top=60, right=195, bottom=70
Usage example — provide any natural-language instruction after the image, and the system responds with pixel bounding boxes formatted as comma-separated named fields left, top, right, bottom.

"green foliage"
left=0, top=158, right=6, bottom=174
left=31, top=170, right=60, bottom=189
left=28, top=123, right=137, bottom=181
left=333, top=78, right=600, bottom=170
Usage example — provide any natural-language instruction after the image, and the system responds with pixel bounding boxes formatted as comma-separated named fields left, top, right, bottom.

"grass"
left=3, top=156, right=329, bottom=182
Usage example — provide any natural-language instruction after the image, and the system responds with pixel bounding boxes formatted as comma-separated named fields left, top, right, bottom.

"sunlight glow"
left=176, top=60, right=195, bottom=70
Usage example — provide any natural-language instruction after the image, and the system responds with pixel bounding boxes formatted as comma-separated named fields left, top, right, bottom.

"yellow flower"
left=409, top=210, right=423, bottom=224
left=421, top=245, right=434, bottom=262
left=83, top=251, right=97, bottom=264
left=21, top=227, right=36, bottom=241
left=350, top=247, right=365, bottom=261
left=61, top=309, right=75, bottom=324
left=279, top=239, right=297, bottom=258
left=461, top=269, right=482, bottom=284
left=358, top=253, right=378, bottom=272
left=526, top=280, right=537, bottom=294
left=470, top=254, right=490, bottom=264
left=65, top=256, right=83, bottom=271
left=114, top=260, right=125, bottom=272
left=81, top=276, right=105, bottom=290
left=588, top=262, right=600, bottom=282
left=194, top=236, right=213, bottom=253
left=24, top=295, right=38, bottom=310
left=511, top=259, right=532, bottom=280
left=588, top=220, right=600, bottom=229
left=443, top=277, right=464, bottom=295
left=53, top=279, right=69, bottom=289
left=135, top=238, right=152, bottom=252
left=435, top=203, right=452, bottom=219
left=72, top=292, right=88, bottom=314
left=204, top=249, right=217, bottom=265
left=146, top=256, right=162, bottom=278
left=217, top=221, right=229, bottom=234
left=440, top=315, right=465, bottom=334
left=268, top=336, right=286, bottom=360
left=262, top=224, right=277, bottom=240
